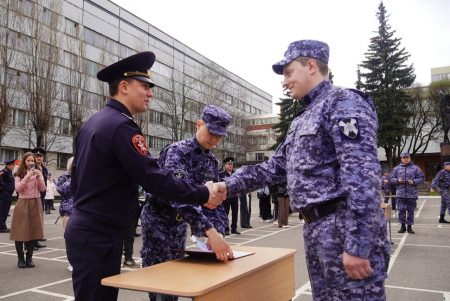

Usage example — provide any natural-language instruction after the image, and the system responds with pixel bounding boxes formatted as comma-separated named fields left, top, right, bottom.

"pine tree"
left=271, top=91, right=305, bottom=149
left=357, top=1, right=416, bottom=169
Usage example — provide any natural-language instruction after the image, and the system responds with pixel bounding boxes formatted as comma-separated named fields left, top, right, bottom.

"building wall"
left=0, top=0, right=273, bottom=174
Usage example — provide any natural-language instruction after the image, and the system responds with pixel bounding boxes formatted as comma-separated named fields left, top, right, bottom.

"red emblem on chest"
left=131, top=134, right=148, bottom=156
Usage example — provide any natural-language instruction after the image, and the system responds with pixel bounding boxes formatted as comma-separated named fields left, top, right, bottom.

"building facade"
left=243, top=114, right=279, bottom=164
left=0, top=0, right=272, bottom=177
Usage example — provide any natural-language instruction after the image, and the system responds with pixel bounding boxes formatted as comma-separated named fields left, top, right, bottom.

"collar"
left=191, top=137, right=210, bottom=154
left=107, top=99, right=134, bottom=121
left=303, top=80, right=332, bottom=105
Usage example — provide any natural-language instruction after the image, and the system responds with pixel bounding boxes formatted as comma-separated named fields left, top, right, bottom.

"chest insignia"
left=131, top=134, right=148, bottom=156
left=338, top=118, right=359, bottom=139
left=173, top=169, right=187, bottom=179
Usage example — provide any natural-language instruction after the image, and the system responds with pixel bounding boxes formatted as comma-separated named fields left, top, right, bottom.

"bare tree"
left=428, top=80, right=450, bottom=143
left=154, top=69, right=199, bottom=142
left=15, top=0, right=64, bottom=150
left=0, top=0, right=20, bottom=145
left=400, top=86, right=442, bottom=155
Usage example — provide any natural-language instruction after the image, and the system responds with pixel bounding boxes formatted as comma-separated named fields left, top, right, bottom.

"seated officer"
left=65, top=52, right=225, bottom=301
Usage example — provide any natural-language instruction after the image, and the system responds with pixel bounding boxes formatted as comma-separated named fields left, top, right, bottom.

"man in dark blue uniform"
left=0, top=159, right=16, bottom=233
left=219, top=157, right=240, bottom=235
left=31, top=147, right=48, bottom=248
left=65, top=51, right=225, bottom=301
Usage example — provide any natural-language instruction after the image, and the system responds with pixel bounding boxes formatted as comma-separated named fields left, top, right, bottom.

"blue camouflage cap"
left=400, top=151, right=410, bottom=157
left=444, top=162, right=450, bottom=166
left=201, top=105, right=232, bottom=137
left=272, top=40, right=330, bottom=75
left=97, top=51, right=156, bottom=87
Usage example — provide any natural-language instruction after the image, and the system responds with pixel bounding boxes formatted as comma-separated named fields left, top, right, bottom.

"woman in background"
left=56, top=157, right=75, bottom=272
left=10, top=152, right=46, bottom=268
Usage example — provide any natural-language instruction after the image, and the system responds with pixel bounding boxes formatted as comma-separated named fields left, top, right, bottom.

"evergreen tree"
left=357, top=2, right=416, bottom=169
left=271, top=91, right=305, bottom=149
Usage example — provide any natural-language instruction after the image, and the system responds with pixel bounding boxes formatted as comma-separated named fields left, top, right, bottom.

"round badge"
left=131, top=134, right=148, bottom=156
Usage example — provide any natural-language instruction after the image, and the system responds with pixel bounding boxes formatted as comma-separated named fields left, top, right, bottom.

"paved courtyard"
left=0, top=195, right=449, bottom=300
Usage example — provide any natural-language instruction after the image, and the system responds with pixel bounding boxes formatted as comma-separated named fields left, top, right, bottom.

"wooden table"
left=381, top=203, right=393, bottom=244
left=102, top=246, right=296, bottom=301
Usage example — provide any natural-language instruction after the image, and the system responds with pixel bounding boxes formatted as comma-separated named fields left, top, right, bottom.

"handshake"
left=203, top=181, right=228, bottom=209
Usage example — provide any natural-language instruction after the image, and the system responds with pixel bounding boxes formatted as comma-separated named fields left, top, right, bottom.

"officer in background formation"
left=65, top=52, right=225, bottom=301
left=219, top=157, right=240, bottom=235
left=0, top=159, right=16, bottom=233
left=390, top=151, right=424, bottom=234
left=431, top=162, right=450, bottom=223
left=381, top=170, right=391, bottom=204
left=141, top=105, right=233, bottom=301
left=31, top=147, right=48, bottom=248
left=239, top=193, right=252, bottom=228
left=216, top=39, right=390, bottom=300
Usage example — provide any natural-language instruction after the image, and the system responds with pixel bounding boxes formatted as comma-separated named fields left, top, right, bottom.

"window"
left=53, top=117, right=71, bottom=135
left=0, top=148, right=20, bottom=163
left=147, top=136, right=172, bottom=151
left=7, top=108, right=27, bottom=128
left=65, top=18, right=79, bottom=37
left=149, top=110, right=165, bottom=124
left=255, top=153, right=265, bottom=161
left=57, top=153, right=72, bottom=170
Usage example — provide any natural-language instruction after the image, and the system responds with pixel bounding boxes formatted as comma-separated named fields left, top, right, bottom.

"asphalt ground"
left=0, top=195, right=449, bottom=301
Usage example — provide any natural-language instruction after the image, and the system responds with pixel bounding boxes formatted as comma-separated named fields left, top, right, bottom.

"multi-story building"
left=0, top=0, right=272, bottom=177
left=431, top=66, right=450, bottom=82
left=244, top=114, right=279, bottom=164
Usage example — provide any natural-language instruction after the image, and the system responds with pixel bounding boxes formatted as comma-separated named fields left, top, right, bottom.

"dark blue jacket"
left=71, top=99, right=209, bottom=234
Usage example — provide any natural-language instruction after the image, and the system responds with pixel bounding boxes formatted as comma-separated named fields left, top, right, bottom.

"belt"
left=299, top=197, right=346, bottom=224
left=149, top=196, right=183, bottom=222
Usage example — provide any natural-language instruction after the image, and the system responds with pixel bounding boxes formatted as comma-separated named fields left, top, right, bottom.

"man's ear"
left=118, top=80, right=129, bottom=95
left=307, top=59, right=318, bottom=74
left=196, top=120, right=203, bottom=129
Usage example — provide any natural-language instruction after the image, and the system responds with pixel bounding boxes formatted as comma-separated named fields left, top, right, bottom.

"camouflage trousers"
left=141, top=205, right=188, bottom=301
left=438, top=190, right=450, bottom=215
left=303, top=208, right=390, bottom=301
left=397, top=198, right=417, bottom=225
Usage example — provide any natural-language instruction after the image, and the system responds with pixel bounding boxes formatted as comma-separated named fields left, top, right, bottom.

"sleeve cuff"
left=344, top=238, right=372, bottom=259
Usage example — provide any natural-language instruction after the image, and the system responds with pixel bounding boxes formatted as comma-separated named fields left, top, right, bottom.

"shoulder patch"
left=131, top=134, right=148, bottom=156
left=338, top=118, right=359, bottom=139
left=173, top=169, right=187, bottom=179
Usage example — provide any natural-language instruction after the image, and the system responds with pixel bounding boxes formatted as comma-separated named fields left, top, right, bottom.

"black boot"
left=398, top=223, right=406, bottom=233
left=407, top=225, right=415, bottom=234
left=439, top=215, right=450, bottom=223
left=25, top=241, right=35, bottom=268
left=15, top=241, right=26, bottom=268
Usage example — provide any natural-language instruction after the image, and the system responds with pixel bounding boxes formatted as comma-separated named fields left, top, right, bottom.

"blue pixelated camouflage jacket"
left=150, top=137, right=228, bottom=236
left=56, top=173, right=75, bottom=216
left=390, top=162, right=424, bottom=198
left=224, top=80, right=384, bottom=258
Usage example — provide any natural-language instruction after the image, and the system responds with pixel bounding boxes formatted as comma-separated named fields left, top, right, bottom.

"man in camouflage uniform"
left=390, top=152, right=424, bottom=234
left=141, top=105, right=233, bottom=301
left=431, top=162, right=450, bottom=223
left=216, top=40, right=391, bottom=301
left=381, top=170, right=391, bottom=204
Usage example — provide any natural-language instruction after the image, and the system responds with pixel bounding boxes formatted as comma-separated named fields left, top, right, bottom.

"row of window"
left=248, top=136, right=269, bottom=145
left=5, top=107, right=73, bottom=135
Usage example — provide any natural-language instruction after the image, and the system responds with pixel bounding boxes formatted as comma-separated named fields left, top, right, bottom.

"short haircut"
left=108, top=78, right=133, bottom=96
left=295, top=57, right=329, bottom=77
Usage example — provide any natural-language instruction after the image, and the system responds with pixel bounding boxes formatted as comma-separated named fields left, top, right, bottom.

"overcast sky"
left=110, top=0, right=450, bottom=113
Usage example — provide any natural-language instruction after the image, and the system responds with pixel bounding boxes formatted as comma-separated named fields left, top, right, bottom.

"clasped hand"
left=203, top=182, right=228, bottom=209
